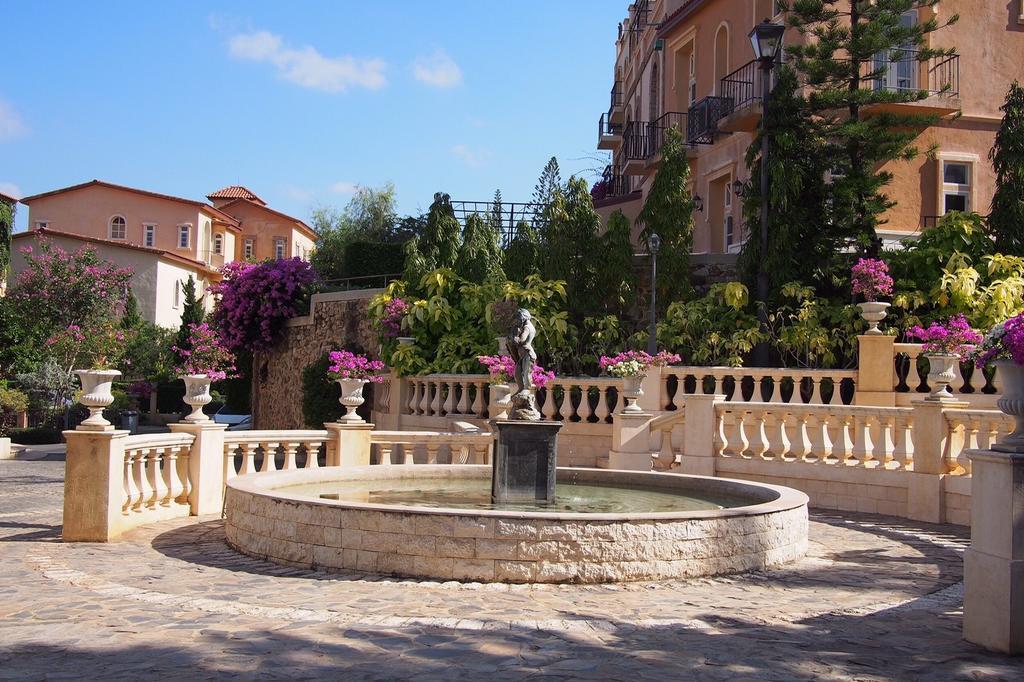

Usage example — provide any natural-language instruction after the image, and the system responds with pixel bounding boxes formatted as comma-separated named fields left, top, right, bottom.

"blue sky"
left=1, top=1, right=625, bottom=230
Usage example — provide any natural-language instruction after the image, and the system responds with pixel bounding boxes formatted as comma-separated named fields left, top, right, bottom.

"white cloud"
left=412, top=49, right=463, bottom=88
left=0, top=99, right=28, bottom=142
left=228, top=30, right=387, bottom=93
left=282, top=185, right=314, bottom=202
left=329, top=181, right=359, bottom=195
left=451, top=144, right=488, bottom=168
left=0, top=181, right=21, bottom=199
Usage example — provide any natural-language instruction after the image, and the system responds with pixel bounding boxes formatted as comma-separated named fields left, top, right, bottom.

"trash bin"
left=120, top=410, right=139, bottom=435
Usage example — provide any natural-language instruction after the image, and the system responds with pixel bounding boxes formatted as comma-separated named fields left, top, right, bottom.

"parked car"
left=214, top=407, right=251, bottom=431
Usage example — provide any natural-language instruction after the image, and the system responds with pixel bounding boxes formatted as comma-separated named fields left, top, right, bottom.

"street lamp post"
left=748, top=18, right=786, bottom=366
left=647, top=232, right=661, bottom=356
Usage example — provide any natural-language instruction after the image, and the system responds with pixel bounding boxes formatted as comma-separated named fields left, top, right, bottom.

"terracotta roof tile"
left=207, top=185, right=266, bottom=205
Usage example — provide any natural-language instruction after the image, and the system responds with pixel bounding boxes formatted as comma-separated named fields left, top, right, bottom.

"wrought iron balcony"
left=598, top=112, right=623, bottom=149
left=593, top=165, right=633, bottom=202
left=622, top=120, right=652, bottom=162
left=645, top=111, right=688, bottom=161
left=863, top=49, right=960, bottom=97
left=720, top=60, right=762, bottom=112
left=687, top=96, right=733, bottom=145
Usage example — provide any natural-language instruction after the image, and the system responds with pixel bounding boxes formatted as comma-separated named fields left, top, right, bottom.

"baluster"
left=594, top=385, right=611, bottom=422
left=177, top=445, right=191, bottom=504
left=473, top=443, right=490, bottom=464
left=146, top=448, right=166, bottom=508
left=164, top=445, right=184, bottom=506
left=876, top=414, right=896, bottom=469
left=792, top=412, right=812, bottom=462
left=282, top=442, right=299, bottom=470
left=538, top=385, right=555, bottom=420
left=809, top=377, right=824, bottom=405
left=654, top=427, right=674, bottom=469
left=951, top=362, right=967, bottom=396
left=418, top=380, right=431, bottom=415
left=375, top=443, right=391, bottom=465
left=964, top=418, right=981, bottom=451
left=429, top=381, right=441, bottom=416
left=470, top=382, right=485, bottom=417
left=426, top=443, right=440, bottom=464
left=893, top=415, right=914, bottom=470
left=558, top=384, right=573, bottom=421
left=223, top=444, right=237, bottom=482
left=260, top=442, right=279, bottom=473
left=455, top=381, right=470, bottom=415
left=305, top=442, right=321, bottom=469
left=441, top=381, right=455, bottom=415
left=850, top=415, right=874, bottom=467
left=131, top=448, right=149, bottom=510
left=715, top=410, right=729, bottom=456
left=712, top=373, right=725, bottom=398
left=727, top=410, right=750, bottom=457
left=123, top=451, right=139, bottom=512
left=745, top=410, right=768, bottom=458
left=977, top=417, right=996, bottom=450
left=762, top=373, right=778, bottom=403
left=240, top=443, right=258, bottom=475
left=833, top=415, right=855, bottom=465
left=408, top=380, right=420, bottom=414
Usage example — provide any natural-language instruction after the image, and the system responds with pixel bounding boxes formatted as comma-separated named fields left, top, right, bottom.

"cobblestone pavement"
left=1, top=458, right=1021, bottom=680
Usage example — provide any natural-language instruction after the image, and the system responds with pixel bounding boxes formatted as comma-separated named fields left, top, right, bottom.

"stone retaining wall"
left=252, top=290, right=380, bottom=430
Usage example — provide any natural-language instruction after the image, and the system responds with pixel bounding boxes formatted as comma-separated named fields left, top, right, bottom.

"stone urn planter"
left=181, top=374, right=214, bottom=423
left=495, top=336, right=509, bottom=356
left=490, top=383, right=513, bottom=420
left=76, top=369, right=121, bottom=430
left=925, top=353, right=960, bottom=402
left=620, top=375, right=645, bottom=414
left=857, top=302, right=891, bottom=335
left=337, top=378, right=369, bottom=423
left=994, top=359, right=1024, bottom=452
left=396, top=337, right=416, bottom=346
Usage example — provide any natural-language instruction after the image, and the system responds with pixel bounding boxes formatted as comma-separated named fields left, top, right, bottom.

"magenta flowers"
left=327, top=350, right=386, bottom=383
left=907, top=314, right=983, bottom=356
left=172, top=323, right=237, bottom=381
left=378, top=297, right=409, bottom=338
left=973, top=313, right=1024, bottom=368
left=477, top=355, right=555, bottom=389
left=599, top=350, right=682, bottom=378
left=851, top=258, right=893, bottom=302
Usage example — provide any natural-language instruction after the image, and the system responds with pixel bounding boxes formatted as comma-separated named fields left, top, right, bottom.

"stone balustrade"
left=661, top=366, right=857, bottom=408
left=370, top=430, right=492, bottom=465
left=942, top=409, right=1015, bottom=476
left=404, top=375, right=490, bottom=419
left=537, top=377, right=620, bottom=423
left=224, top=430, right=332, bottom=478
left=893, top=342, right=1001, bottom=408
left=121, top=433, right=195, bottom=514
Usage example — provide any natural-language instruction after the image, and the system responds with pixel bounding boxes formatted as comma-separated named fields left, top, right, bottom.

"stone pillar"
left=168, top=421, right=228, bottom=516
left=325, top=422, right=374, bottom=467
left=676, top=393, right=725, bottom=477
left=964, top=449, right=1024, bottom=654
left=608, top=411, right=654, bottom=471
left=637, top=366, right=664, bottom=413
left=855, top=334, right=896, bottom=407
left=906, top=399, right=966, bottom=523
left=62, top=429, right=130, bottom=542
left=0, top=437, right=12, bottom=460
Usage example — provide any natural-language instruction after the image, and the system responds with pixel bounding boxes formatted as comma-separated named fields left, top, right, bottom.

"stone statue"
left=506, top=308, right=541, bottom=420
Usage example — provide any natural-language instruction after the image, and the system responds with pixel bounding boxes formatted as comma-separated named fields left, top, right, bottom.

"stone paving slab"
left=0, top=458, right=1021, bottom=680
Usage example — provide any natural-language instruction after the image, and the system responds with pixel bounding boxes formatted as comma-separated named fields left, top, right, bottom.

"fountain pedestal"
left=491, top=420, right=562, bottom=504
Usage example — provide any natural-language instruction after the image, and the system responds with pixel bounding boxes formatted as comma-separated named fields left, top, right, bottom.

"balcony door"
left=875, top=11, right=918, bottom=92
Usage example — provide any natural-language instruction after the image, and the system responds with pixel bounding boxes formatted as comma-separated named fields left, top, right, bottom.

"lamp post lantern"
left=749, top=18, right=785, bottom=365
left=647, top=232, right=661, bottom=356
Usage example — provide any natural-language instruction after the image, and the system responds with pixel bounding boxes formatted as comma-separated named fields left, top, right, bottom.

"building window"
left=714, top=25, right=729, bottom=95
left=688, top=52, right=697, bottom=106
left=109, top=216, right=127, bottom=240
left=34, top=220, right=49, bottom=230
left=143, top=224, right=156, bottom=248
left=244, top=238, right=254, bottom=260
left=178, top=225, right=190, bottom=249
left=649, top=61, right=660, bottom=122
left=213, top=233, right=223, bottom=255
left=725, top=215, right=735, bottom=249
left=755, top=0, right=782, bottom=21
left=173, top=280, right=181, bottom=309
left=942, top=160, right=972, bottom=214
left=274, top=238, right=286, bottom=260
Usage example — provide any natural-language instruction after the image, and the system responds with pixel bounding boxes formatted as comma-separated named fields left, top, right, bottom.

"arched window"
left=109, top=215, right=126, bottom=240
left=649, top=61, right=660, bottom=122
left=714, top=24, right=730, bottom=94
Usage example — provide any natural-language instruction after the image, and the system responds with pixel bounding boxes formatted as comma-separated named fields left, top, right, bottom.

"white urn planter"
left=490, top=383, right=513, bottom=420
left=857, top=301, right=891, bottom=335
left=181, top=375, right=214, bottom=423
left=994, top=360, right=1024, bottom=452
left=396, top=337, right=416, bottom=346
left=337, top=379, right=369, bottom=423
left=76, top=369, right=121, bottom=430
left=496, top=336, right=509, bottom=356
left=925, top=353, right=960, bottom=402
left=620, top=375, right=645, bottom=414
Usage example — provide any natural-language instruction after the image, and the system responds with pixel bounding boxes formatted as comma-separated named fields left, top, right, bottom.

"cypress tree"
left=456, top=213, right=504, bottom=283
left=988, top=81, right=1024, bottom=254
left=418, top=192, right=461, bottom=270
left=174, top=276, right=205, bottom=352
left=595, top=210, right=637, bottom=318
left=504, top=220, right=541, bottom=283
left=0, top=199, right=12, bottom=284
left=122, top=291, right=143, bottom=329
left=542, top=177, right=600, bottom=324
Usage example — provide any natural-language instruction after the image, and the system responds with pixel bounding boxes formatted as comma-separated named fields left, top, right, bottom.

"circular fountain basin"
left=225, top=465, right=808, bottom=583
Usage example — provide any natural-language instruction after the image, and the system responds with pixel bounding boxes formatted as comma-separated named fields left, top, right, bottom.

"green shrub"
left=0, top=382, right=29, bottom=437
left=301, top=353, right=344, bottom=428
left=9, top=426, right=62, bottom=445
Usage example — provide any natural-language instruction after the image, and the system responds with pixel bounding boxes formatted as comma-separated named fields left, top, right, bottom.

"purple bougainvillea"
left=907, top=314, right=983, bottom=356
left=851, top=258, right=893, bottom=302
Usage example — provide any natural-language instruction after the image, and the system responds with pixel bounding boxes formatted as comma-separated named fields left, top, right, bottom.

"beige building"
left=207, top=186, right=317, bottom=263
left=596, top=0, right=1024, bottom=251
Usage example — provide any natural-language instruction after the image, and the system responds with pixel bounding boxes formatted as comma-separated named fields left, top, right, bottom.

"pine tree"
left=418, top=192, right=462, bottom=271
left=637, top=125, right=694, bottom=307
left=531, top=157, right=563, bottom=231
left=988, top=81, right=1024, bottom=254
left=594, top=210, right=637, bottom=318
left=455, top=213, right=505, bottom=283
left=783, top=0, right=958, bottom=255
left=174, top=276, right=205, bottom=352
left=504, top=220, right=540, bottom=283
left=542, top=177, right=601, bottom=324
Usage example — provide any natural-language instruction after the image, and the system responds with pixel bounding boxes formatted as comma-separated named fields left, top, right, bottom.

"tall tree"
left=488, top=189, right=506, bottom=246
left=542, top=177, right=601, bottom=325
left=0, top=198, right=13, bottom=286
left=174, top=276, right=205, bottom=353
left=989, top=81, right=1024, bottom=254
left=121, top=291, right=143, bottom=329
left=531, top=157, right=563, bottom=231
left=637, top=125, right=695, bottom=307
left=594, top=210, right=638, bottom=318
left=418, top=192, right=462, bottom=271
left=455, top=213, right=504, bottom=283
left=504, top=220, right=541, bottom=283
left=783, top=0, right=958, bottom=254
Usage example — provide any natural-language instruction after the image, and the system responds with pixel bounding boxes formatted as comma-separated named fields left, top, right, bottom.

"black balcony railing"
left=646, top=111, right=688, bottom=159
left=622, top=121, right=652, bottom=160
left=594, top=165, right=633, bottom=202
left=598, top=112, right=623, bottom=138
left=720, top=59, right=763, bottom=113
left=610, top=81, right=623, bottom=111
left=687, top=96, right=732, bottom=145
left=863, top=49, right=960, bottom=97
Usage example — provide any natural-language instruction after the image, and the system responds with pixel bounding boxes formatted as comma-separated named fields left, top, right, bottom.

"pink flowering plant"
left=378, top=297, right=410, bottom=338
left=972, top=313, right=1024, bottom=368
left=599, top=350, right=682, bottom=378
left=327, top=350, right=386, bottom=383
left=907, top=314, right=983, bottom=357
left=851, top=258, right=893, bottom=302
left=45, top=322, right=130, bottom=371
left=477, top=355, right=555, bottom=389
left=172, top=323, right=237, bottom=381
